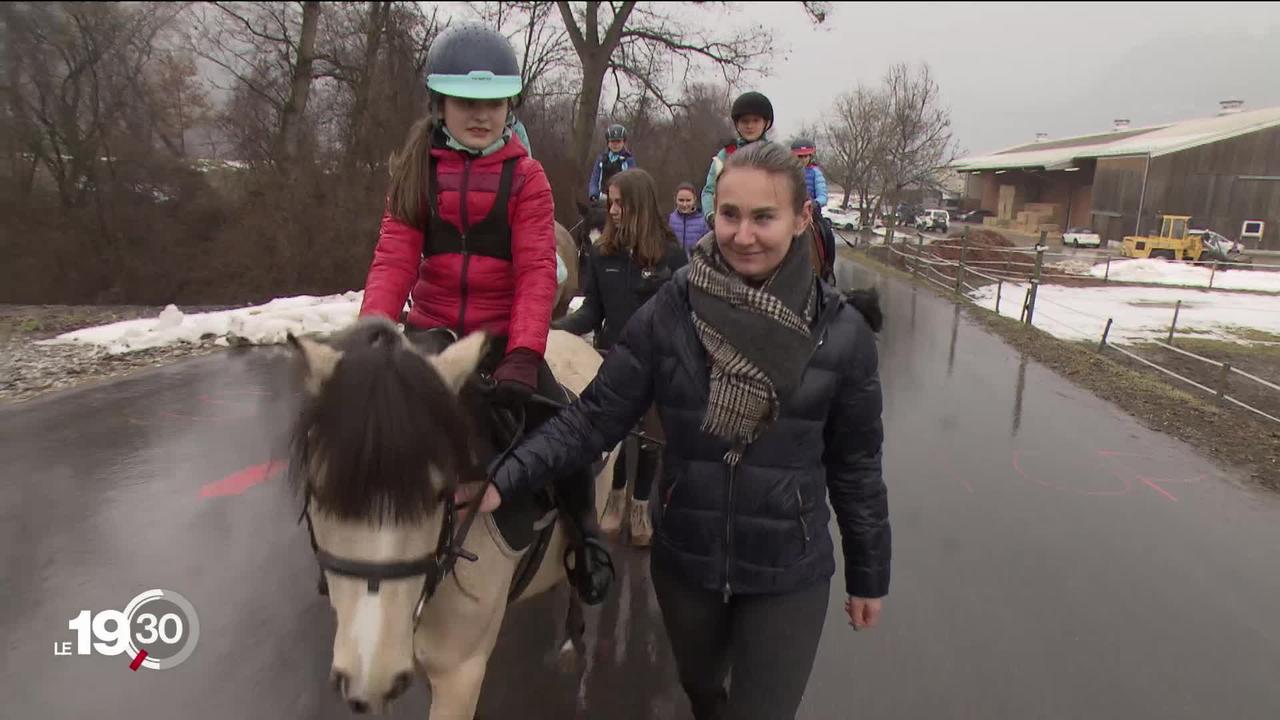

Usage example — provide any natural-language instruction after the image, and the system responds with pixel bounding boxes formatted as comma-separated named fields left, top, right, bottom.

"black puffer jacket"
left=554, top=242, right=687, bottom=350
left=495, top=269, right=890, bottom=598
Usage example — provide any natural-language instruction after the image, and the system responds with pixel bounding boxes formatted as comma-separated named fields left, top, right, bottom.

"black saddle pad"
left=491, top=386, right=585, bottom=552
left=404, top=328, right=599, bottom=551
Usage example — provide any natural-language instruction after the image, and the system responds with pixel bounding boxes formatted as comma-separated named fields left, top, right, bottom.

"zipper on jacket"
left=802, top=293, right=843, bottom=367
left=456, top=157, right=473, bottom=335
left=663, top=479, right=680, bottom=514
left=795, top=486, right=810, bottom=552
left=457, top=253, right=472, bottom=335
left=722, top=442, right=744, bottom=603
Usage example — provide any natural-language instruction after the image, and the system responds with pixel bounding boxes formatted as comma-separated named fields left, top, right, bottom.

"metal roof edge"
left=1147, top=115, right=1280, bottom=158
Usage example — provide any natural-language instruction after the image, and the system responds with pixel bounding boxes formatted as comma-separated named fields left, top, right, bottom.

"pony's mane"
left=288, top=319, right=479, bottom=524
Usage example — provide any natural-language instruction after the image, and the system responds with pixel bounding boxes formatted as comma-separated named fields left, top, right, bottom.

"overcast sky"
left=749, top=1, right=1280, bottom=155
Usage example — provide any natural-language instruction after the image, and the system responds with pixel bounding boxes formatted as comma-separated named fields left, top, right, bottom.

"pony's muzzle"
left=387, top=671, right=413, bottom=702
left=331, top=669, right=349, bottom=698
left=331, top=668, right=413, bottom=714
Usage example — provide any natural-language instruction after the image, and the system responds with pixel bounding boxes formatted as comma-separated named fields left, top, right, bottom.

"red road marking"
left=130, top=650, right=148, bottom=671
left=1013, top=449, right=1203, bottom=503
left=1012, top=450, right=1132, bottom=497
left=1140, top=477, right=1180, bottom=502
left=199, top=460, right=286, bottom=498
left=1138, top=474, right=1204, bottom=503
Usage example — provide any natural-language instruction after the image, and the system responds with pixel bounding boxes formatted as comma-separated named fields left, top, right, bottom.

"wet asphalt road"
left=3, top=258, right=1280, bottom=719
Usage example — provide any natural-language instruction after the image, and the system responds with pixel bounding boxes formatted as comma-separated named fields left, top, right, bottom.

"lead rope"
left=413, top=400, right=528, bottom=622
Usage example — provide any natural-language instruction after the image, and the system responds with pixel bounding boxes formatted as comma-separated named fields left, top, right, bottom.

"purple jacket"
left=668, top=210, right=709, bottom=253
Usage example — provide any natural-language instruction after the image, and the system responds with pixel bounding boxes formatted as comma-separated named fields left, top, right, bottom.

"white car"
left=822, top=206, right=860, bottom=230
left=1063, top=227, right=1102, bottom=248
left=916, top=209, right=949, bottom=233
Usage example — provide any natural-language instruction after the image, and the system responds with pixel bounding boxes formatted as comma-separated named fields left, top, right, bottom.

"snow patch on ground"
left=42, top=292, right=364, bottom=353
left=1088, top=258, right=1280, bottom=293
left=968, top=283, right=1280, bottom=345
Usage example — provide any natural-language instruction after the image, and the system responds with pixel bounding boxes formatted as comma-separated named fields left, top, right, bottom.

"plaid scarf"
left=688, top=233, right=817, bottom=458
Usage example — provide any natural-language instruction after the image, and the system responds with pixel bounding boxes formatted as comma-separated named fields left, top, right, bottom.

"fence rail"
left=871, top=239, right=1280, bottom=425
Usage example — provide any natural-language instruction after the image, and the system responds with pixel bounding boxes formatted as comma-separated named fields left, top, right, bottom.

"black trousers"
left=651, top=556, right=830, bottom=720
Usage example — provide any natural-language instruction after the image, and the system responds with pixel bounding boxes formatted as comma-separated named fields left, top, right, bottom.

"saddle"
left=406, top=327, right=602, bottom=604
left=488, top=385, right=608, bottom=603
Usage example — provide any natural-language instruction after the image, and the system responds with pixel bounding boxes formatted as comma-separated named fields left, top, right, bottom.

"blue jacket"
left=588, top=149, right=637, bottom=200
left=512, top=119, right=532, bottom=158
left=668, top=210, right=710, bottom=254
left=700, top=136, right=768, bottom=222
left=805, top=164, right=828, bottom=207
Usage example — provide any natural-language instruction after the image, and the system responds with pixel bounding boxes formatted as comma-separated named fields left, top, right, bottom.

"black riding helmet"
left=731, top=91, right=775, bottom=130
left=424, top=22, right=522, bottom=100
left=605, top=124, right=627, bottom=141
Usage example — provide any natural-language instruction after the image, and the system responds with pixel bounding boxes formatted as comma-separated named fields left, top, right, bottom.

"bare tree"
left=824, top=86, right=889, bottom=222
left=876, top=62, right=956, bottom=240
left=313, top=2, right=438, bottom=171
left=144, top=48, right=213, bottom=157
left=468, top=2, right=572, bottom=100
left=800, top=1, right=833, bottom=23
left=553, top=1, right=794, bottom=200
left=190, top=1, right=323, bottom=169
left=1, top=2, right=184, bottom=206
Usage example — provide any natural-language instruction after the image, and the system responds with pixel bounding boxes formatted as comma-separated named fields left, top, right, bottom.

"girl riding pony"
left=359, top=22, right=612, bottom=606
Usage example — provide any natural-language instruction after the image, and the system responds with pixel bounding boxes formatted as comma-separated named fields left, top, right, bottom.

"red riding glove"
left=492, top=347, right=540, bottom=405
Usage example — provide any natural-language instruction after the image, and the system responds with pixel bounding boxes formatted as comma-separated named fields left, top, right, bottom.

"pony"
left=288, top=318, right=616, bottom=717
left=552, top=221, right=579, bottom=319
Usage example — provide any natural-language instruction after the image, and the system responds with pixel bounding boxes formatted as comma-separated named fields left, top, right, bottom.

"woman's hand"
left=454, top=482, right=502, bottom=513
left=846, top=596, right=882, bottom=631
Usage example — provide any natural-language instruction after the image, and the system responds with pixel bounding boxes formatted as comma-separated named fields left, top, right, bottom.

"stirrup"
left=563, top=536, right=614, bottom=606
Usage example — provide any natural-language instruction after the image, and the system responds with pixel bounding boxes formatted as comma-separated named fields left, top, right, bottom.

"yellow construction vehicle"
left=1121, top=215, right=1205, bottom=261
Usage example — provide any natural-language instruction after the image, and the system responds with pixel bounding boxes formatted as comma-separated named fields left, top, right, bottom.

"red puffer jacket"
left=359, top=135, right=557, bottom=356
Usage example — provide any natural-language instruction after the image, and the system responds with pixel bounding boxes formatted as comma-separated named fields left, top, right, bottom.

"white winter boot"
left=600, top=489, right=627, bottom=533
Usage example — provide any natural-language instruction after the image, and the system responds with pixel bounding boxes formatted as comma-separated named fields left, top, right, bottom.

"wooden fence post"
left=1167, top=299, right=1182, bottom=344
left=1216, top=362, right=1231, bottom=405
left=1025, top=245, right=1045, bottom=325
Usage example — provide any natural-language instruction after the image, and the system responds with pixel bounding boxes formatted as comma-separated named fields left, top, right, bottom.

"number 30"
left=136, top=613, right=184, bottom=644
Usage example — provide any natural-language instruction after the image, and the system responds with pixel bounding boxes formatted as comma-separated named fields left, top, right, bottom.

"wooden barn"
left=953, top=102, right=1280, bottom=250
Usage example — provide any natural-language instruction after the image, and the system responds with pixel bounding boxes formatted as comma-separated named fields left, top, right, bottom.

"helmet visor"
left=427, top=71, right=522, bottom=100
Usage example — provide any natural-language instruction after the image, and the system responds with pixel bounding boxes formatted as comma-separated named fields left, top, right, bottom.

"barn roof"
left=953, top=106, right=1280, bottom=172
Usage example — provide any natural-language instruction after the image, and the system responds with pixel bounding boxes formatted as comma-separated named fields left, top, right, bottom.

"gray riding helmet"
left=425, top=22, right=522, bottom=100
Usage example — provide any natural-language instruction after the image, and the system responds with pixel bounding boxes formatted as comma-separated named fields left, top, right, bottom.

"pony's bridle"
left=295, top=343, right=665, bottom=627
left=299, top=489, right=479, bottom=626
left=298, top=379, right=526, bottom=627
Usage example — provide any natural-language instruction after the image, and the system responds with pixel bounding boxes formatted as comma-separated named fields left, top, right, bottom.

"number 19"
left=68, top=610, right=130, bottom=656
